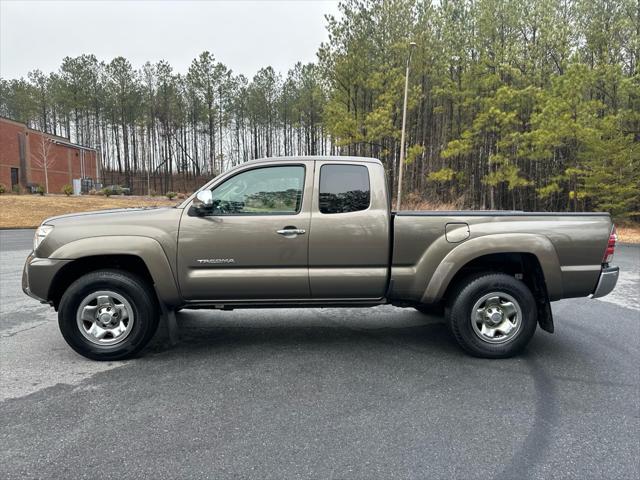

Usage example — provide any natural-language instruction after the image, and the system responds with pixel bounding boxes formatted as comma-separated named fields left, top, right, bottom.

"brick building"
left=0, top=117, right=99, bottom=194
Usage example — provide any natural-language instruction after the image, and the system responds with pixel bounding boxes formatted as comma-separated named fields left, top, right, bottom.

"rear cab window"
left=319, top=164, right=370, bottom=214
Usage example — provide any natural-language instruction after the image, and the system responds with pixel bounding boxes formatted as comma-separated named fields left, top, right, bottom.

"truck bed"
left=390, top=210, right=613, bottom=302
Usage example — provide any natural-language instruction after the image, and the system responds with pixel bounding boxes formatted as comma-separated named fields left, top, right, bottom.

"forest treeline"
left=1, top=0, right=638, bottom=217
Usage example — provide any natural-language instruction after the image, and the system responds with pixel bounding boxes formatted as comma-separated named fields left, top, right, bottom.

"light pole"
left=396, top=41, right=417, bottom=211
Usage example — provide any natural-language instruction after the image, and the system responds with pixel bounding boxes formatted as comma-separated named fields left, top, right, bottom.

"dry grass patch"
left=401, top=193, right=463, bottom=211
left=617, top=224, right=640, bottom=244
left=0, top=194, right=177, bottom=229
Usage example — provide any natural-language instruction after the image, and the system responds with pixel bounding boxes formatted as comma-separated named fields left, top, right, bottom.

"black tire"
left=58, top=269, right=159, bottom=361
left=447, top=273, right=537, bottom=358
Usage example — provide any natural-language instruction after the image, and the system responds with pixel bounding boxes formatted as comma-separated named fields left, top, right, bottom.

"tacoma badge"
left=196, top=258, right=235, bottom=264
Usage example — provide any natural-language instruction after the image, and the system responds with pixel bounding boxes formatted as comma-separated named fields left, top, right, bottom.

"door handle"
left=276, top=228, right=306, bottom=236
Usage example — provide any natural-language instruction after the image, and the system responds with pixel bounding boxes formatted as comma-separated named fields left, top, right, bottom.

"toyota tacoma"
left=23, top=156, right=619, bottom=360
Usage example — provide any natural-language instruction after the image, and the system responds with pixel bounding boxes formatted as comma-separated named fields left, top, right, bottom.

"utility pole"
left=396, top=41, right=417, bottom=211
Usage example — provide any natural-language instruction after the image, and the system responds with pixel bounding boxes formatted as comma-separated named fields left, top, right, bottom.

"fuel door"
left=445, top=222, right=470, bottom=243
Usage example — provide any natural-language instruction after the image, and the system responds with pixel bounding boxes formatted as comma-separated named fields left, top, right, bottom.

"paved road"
left=1, top=230, right=638, bottom=479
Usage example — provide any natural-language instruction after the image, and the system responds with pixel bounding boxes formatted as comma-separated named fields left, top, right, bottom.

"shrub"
left=101, top=185, right=126, bottom=196
left=12, top=184, right=21, bottom=194
left=100, top=187, right=111, bottom=197
left=166, top=191, right=177, bottom=200
left=0, top=183, right=5, bottom=194
left=62, top=184, right=73, bottom=196
left=35, top=185, right=45, bottom=196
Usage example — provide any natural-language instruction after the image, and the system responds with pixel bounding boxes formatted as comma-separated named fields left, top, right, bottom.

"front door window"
left=208, top=166, right=305, bottom=215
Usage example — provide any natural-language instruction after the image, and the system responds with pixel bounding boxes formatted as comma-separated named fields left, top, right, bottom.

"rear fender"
left=420, top=233, right=563, bottom=304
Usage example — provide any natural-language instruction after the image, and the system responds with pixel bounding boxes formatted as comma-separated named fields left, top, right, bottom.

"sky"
left=0, top=0, right=340, bottom=79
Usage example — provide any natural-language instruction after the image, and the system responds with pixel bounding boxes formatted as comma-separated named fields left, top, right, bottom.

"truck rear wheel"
left=58, top=269, right=159, bottom=361
left=447, top=273, right=537, bottom=358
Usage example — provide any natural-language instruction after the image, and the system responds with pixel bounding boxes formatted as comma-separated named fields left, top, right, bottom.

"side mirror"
left=193, top=190, right=214, bottom=215
left=196, top=190, right=213, bottom=206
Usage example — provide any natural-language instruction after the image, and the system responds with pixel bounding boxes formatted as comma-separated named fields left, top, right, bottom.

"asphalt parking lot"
left=1, top=229, right=638, bottom=479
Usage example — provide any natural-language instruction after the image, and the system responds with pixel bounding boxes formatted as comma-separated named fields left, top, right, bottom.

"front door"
left=178, top=162, right=313, bottom=301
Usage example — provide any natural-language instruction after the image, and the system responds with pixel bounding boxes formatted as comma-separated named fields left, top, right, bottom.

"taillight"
left=603, top=226, right=616, bottom=264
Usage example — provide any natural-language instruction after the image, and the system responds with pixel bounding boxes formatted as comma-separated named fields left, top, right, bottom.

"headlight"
left=33, top=225, right=54, bottom=252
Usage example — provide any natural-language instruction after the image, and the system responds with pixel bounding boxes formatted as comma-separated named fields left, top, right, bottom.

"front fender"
left=50, top=236, right=181, bottom=306
left=420, top=233, right=563, bottom=304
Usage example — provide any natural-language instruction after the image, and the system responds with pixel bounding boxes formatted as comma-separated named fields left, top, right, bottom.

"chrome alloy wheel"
left=76, top=290, right=134, bottom=346
left=471, top=292, right=522, bottom=344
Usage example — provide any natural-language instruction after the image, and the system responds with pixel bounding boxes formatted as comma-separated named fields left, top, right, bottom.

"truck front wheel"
left=447, top=273, right=537, bottom=358
left=58, top=270, right=159, bottom=361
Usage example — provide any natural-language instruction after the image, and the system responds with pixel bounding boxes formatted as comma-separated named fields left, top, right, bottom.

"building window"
left=10, top=168, right=19, bottom=188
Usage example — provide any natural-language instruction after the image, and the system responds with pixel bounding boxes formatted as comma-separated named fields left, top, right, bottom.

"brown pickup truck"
left=23, top=156, right=619, bottom=360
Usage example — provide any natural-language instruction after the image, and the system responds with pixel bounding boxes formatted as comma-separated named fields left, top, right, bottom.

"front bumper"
left=22, top=253, right=71, bottom=304
left=590, top=266, right=619, bottom=299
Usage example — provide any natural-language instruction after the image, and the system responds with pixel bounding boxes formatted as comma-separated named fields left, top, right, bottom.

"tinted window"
left=319, top=164, right=370, bottom=214
left=210, top=166, right=304, bottom=215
